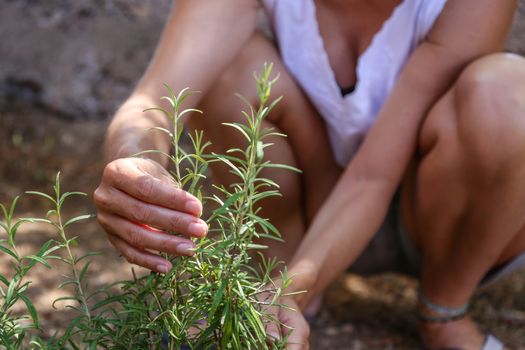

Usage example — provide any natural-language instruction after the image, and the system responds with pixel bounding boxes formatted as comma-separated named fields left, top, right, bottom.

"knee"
left=196, top=32, right=288, bottom=127
left=452, top=53, right=525, bottom=174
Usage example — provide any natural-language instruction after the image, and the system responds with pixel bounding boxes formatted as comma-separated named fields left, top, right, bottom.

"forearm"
left=286, top=54, right=455, bottom=306
left=285, top=13, right=514, bottom=304
left=288, top=176, right=392, bottom=307
left=104, top=0, right=259, bottom=164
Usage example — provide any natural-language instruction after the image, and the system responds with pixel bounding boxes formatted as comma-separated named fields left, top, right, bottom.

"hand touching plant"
left=94, top=156, right=207, bottom=272
left=0, top=64, right=304, bottom=349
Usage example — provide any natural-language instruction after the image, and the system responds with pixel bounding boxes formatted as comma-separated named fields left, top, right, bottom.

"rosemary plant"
left=0, top=64, right=297, bottom=349
left=120, top=62, right=296, bottom=349
left=0, top=197, right=59, bottom=349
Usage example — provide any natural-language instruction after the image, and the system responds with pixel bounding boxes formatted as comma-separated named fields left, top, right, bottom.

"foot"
left=418, top=316, right=486, bottom=350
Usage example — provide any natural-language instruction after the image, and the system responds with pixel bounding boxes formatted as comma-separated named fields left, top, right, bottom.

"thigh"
left=190, top=33, right=342, bottom=223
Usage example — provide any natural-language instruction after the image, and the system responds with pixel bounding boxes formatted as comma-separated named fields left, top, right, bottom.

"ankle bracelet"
left=418, top=290, right=469, bottom=323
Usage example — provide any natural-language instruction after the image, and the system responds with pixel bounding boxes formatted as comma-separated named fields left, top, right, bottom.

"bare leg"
left=188, top=33, right=341, bottom=264
left=401, top=53, right=525, bottom=349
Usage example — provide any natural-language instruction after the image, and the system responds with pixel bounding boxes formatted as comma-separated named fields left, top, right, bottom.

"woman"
left=94, top=0, right=525, bottom=349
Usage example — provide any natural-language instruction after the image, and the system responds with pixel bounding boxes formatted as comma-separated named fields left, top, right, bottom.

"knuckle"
left=169, top=214, right=185, bottom=231
left=171, top=187, right=182, bottom=205
left=106, top=159, right=129, bottom=189
left=127, top=226, right=144, bottom=248
left=158, top=235, right=171, bottom=251
left=96, top=212, right=109, bottom=227
left=131, top=202, right=150, bottom=223
left=103, top=161, right=118, bottom=180
left=93, top=188, right=109, bottom=208
left=136, top=175, right=154, bottom=198
left=125, top=251, right=138, bottom=265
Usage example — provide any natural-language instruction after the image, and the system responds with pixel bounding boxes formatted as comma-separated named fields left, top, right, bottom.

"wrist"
left=283, top=259, right=319, bottom=307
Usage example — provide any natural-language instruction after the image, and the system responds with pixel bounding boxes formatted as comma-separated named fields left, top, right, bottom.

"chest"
left=314, top=0, right=403, bottom=89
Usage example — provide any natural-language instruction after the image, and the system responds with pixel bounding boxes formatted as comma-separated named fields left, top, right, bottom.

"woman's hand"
left=266, top=296, right=310, bottom=350
left=94, top=157, right=207, bottom=273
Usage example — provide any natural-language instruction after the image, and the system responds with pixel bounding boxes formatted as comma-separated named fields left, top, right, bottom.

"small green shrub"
left=0, top=64, right=297, bottom=349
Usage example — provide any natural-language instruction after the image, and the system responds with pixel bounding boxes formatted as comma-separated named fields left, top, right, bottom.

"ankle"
left=418, top=316, right=485, bottom=349
left=418, top=290, right=470, bottom=324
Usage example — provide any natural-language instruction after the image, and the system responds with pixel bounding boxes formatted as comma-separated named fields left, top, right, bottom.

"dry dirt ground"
left=0, top=103, right=524, bottom=349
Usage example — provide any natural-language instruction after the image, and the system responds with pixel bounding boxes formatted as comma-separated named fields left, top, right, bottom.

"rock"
left=0, top=0, right=524, bottom=120
left=0, top=0, right=171, bottom=120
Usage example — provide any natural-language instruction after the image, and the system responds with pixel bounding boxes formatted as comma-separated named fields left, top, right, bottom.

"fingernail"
left=156, top=264, right=169, bottom=274
left=188, top=221, right=207, bottom=237
left=267, top=331, right=280, bottom=340
left=177, top=243, right=195, bottom=255
left=185, top=200, right=202, bottom=216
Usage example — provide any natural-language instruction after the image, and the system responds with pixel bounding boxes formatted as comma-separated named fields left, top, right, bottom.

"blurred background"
left=0, top=1, right=524, bottom=348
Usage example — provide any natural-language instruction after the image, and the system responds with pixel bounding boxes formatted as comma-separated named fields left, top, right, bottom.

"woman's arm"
left=106, top=0, right=260, bottom=163
left=286, top=0, right=518, bottom=307
left=95, top=0, right=261, bottom=272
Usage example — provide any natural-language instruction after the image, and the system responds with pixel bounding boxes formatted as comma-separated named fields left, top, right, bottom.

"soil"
left=0, top=103, right=524, bottom=349
left=1, top=0, right=525, bottom=348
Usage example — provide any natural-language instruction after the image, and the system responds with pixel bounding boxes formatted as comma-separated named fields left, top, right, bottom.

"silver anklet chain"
left=418, top=290, right=469, bottom=323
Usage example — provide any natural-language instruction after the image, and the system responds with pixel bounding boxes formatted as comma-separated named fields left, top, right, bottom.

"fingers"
left=281, top=307, right=310, bottom=350
left=107, top=234, right=172, bottom=273
left=264, top=295, right=310, bottom=350
left=95, top=186, right=208, bottom=238
left=95, top=157, right=208, bottom=271
left=98, top=212, right=196, bottom=256
left=104, top=158, right=203, bottom=216
left=265, top=304, right=282, bottom=341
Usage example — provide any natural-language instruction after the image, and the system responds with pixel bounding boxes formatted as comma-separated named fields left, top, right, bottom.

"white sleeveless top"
left=261, top=0, right=448, bottom=166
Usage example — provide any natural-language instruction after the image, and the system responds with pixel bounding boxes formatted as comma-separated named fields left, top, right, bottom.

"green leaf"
left=220, top=304, right=233, bottom=349
left=64, top=214, right=95, bottom=227
left=223, top=122, right=252, bottom=142
left=246, top=244, right=268, bottom=250
left=8, top=196, right=20, bottom=221
left=91, top=295, right=123, bottom=310
left=76, top=251, right=101, bottom=263
left=0, top=273, right=9, bottom=286
left=211, top=192, right=244, bottom=218
left=256, top=140, right=265, bottom=161
left=26, top=240, right=54, bottom=269
left=179, top=108, right=203, bottom=118
left=261, top=162, right=301, bottom=173
left=208, top=280, right=226, bottom=321
left=52, top=296, right=81, bottom=309
left=0, top=202, right=8, bottom=221
left=0, top=244, right=18, bottom=260
left=18, top=293, right=39, bottom=328
left=160, top=95, right=175, bottom=108
left=132, top=149, right=172, bottom=160
left=23, top=255, right=51, bottom=268
left=244, top=305, right=266, bottom=341
left=148, top=126, right=174, bottom=138
left=79, top=261, right=93, bottom=282
left=25, top=191, right=56, bottom=205
left=58, top=191, right=87, bottom=208
left=5, top=276, right=19, bottom=306
left=57, top=280, right=77, bottom=289
left=143, top=107, right=172, bottom=121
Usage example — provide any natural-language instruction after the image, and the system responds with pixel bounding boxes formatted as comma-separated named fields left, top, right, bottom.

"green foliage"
left=0, top=64, right=297, bottom=349
left=0, top=196, right=57, bottom=349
